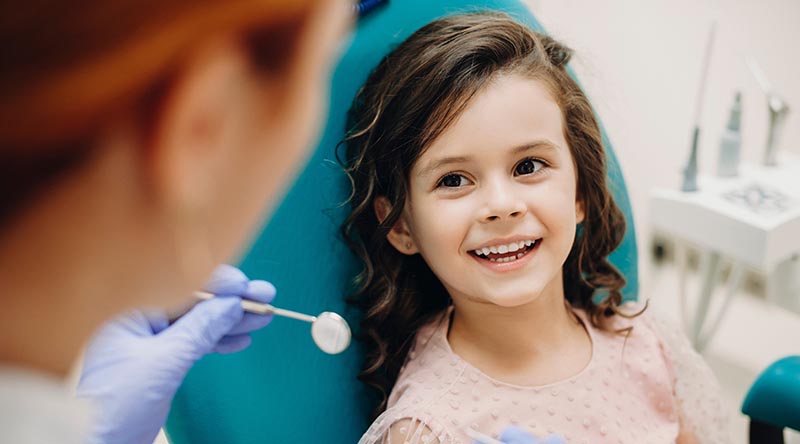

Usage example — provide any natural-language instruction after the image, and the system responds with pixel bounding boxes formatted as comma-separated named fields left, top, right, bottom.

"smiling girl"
left=342, top=12, right=728, bottom=444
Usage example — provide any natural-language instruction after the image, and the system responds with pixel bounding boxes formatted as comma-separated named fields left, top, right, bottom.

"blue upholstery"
left=742, top=355, right=800, bottom=433
left=165, top=1, right=639, bottom=443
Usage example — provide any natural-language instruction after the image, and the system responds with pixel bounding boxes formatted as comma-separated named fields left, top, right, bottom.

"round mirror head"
left=310, top=312, right=351, bottom=354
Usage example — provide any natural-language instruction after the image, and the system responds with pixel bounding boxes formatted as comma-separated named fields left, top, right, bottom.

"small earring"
left=406, top=241, right=412, bottom=249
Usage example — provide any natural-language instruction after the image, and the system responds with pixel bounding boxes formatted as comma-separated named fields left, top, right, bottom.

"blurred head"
left=0, top=0, right=350, bottom=311
left=341, top=12, right=627, bottom=411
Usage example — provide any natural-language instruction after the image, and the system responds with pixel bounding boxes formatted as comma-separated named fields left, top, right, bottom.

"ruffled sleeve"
left=358, top=406, right=457, bottom=444
left=359, top=311, right=463, bottom=444
left=644, top=310, right=731, bottom=444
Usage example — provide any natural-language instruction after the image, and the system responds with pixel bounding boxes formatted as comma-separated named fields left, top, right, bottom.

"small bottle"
left=717, top=92, right=742, bottom=177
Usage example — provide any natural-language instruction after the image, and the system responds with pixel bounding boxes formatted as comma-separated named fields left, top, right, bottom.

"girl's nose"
left=478, top=179, right=527, bottom=222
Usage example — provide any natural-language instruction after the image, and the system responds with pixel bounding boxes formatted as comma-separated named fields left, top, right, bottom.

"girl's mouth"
left=468, top=239, right=540, bottom=263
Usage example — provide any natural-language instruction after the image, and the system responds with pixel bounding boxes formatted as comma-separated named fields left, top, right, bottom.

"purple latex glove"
left=496, top=426, right=566, bottom=444
left=77, top=264, right=275, bottom=444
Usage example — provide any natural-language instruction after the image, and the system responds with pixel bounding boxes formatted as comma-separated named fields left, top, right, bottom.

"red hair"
left=0, top=0, right=316, bottom=225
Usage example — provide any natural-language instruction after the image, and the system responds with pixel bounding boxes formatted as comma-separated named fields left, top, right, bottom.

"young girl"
left=341, top=12, right=729, bottom=444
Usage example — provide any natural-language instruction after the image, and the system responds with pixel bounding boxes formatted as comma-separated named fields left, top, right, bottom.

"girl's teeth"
left=489, top=253, right=526, bottom=263
left=473, top=239, right=537, bottom=257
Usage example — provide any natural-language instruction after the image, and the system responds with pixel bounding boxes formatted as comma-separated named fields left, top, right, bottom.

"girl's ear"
left=374, top=196, right=419, bottom=255
left=576, top=199, right=585, bottom=224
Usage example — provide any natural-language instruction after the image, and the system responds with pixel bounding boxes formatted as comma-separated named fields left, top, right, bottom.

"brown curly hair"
left=340, top=11, right=636, bottom=417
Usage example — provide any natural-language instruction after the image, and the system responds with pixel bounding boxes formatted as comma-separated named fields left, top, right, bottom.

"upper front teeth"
left=474, top=240, right=534, bottom=256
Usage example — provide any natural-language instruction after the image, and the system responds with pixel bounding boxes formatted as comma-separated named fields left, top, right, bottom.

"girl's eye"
left=514, top=158, right=545, bottom=176
left=437, top=173, right=472, bottom=188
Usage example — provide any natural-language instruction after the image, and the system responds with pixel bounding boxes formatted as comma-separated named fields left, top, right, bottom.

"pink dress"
left=358, top=305, right=729, bottom=444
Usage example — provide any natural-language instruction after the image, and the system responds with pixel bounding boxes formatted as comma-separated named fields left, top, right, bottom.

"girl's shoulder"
left=573, top=303, right=683, bottom=395
left=587, top=302, right=729, bottom=442
left=584, top=301, right=687, bottom=357
left=591, top=303, right=705, bottom=373
left=575, top=302, right=698, bottom=391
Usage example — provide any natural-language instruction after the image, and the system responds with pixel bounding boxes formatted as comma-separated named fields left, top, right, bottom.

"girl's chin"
left=480, top=289, right=548, bottom=308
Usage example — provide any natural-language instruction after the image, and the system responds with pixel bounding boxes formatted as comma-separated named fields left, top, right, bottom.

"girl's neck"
left=447, top=279, right=592, bottom=386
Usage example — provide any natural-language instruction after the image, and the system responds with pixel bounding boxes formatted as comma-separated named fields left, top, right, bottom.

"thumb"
left=165, top=297, right=244, bottom=358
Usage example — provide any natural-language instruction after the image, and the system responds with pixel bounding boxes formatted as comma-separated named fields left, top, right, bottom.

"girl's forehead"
left=414, top=75, right=567, bottom=167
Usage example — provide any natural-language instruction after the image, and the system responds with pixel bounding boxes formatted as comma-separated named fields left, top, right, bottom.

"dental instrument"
left=681, top=22, right=716, bottom=192
left=746, top=58, right=791, bottom=166
left=717, top=92, right=742, bottom=177
left=194, top=291, right=352, bottom=354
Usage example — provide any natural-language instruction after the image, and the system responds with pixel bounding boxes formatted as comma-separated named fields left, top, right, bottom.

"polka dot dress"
left=358, top=305, right=729, bottom=444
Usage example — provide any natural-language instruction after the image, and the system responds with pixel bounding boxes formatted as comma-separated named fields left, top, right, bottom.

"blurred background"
left=524, top=0, right=799, bottom=442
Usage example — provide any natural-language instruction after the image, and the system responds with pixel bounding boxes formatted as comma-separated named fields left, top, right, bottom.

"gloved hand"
left=496, top=426, right=566, bottom=444
left=77, top=264, right=275, bottom=444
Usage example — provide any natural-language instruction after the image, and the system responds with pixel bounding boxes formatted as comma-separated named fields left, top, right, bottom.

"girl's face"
left=397, top=74, right=583, bottom=308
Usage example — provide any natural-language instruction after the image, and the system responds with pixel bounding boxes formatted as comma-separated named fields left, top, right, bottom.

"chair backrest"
left=165, top=1, right=639, bottom=443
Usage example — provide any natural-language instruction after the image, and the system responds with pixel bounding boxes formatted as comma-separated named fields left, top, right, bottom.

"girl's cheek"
left=419, top=200, right=470, bottom=234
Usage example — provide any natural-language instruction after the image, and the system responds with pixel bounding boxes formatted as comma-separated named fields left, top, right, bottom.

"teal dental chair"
left=742, top=355, right=800, bottom=443
left=164, top=1, right=639, bottom=443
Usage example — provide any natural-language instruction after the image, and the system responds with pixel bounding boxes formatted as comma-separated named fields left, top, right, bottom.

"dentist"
left=0, top=1, right=348, bottom=443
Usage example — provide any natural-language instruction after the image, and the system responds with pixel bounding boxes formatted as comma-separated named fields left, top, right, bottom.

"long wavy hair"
left=340, top=12, right=636, bottom=416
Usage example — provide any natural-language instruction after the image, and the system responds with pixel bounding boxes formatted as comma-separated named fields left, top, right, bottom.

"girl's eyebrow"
left=512, top=140, right=560, bottom=156
left=417, top=139, right=560, bottom=178
left=416, top=156, right=470, bottom=178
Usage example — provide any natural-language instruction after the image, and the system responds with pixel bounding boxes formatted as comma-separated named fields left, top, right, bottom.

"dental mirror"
left=310, top=311, right=351, bottom=354
left=194, top=291, right=352, bottom=354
